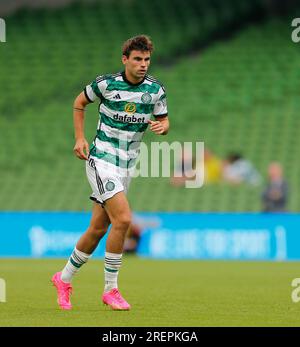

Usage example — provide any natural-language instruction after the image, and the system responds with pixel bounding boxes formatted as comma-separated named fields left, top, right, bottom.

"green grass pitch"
left=0, top=257, right=300, bottom=327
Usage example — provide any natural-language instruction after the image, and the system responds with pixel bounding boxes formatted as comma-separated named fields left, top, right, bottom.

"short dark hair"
left=122, top=35, right=154, bottom=57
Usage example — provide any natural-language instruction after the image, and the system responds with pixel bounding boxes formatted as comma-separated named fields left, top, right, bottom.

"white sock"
left=104, top=252, right=122, bottom=292
left=61, top=248, right=91, bottom=283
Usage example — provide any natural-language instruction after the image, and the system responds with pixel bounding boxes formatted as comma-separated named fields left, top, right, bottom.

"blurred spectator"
left=203, top=149, right=222, bottom=184
left=170, top=148, right=195, bottom=187
left=222, top=153, right=261, bottom=186
left=123, top=216, right=161, bottom=253
left=123, top=223, right=142, bottom=253
left=262, top=162, right=288, bottom=212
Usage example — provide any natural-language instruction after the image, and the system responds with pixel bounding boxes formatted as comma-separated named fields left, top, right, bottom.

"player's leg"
left=60, top=202, right=111, bottom=282
left=105, top=192, right=131, bottom=253
left=76, top=202, right=111, bottom=254
left=52, top=202, right=110, bottom=310
left=101, top=191, right=132, bottom=310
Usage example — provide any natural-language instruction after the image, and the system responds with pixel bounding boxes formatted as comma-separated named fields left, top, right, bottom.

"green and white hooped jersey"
left=84, top=71, right=168, bottom=173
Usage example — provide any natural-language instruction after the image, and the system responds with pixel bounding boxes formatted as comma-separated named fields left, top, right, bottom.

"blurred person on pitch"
left=170, top=148, right=195, bottom=187
left=203, top=148, right=222, bottom=184
left=222, top=152, right=261, bottom=186
left=123, top=223, right=142, bottom=254
left=262, top=162, right=288, bottom=212
left=170, top=147, right=222, bottom=186
left=124, top=215, right=161, bottom=253
left=51, top=35, right=169, bottom=311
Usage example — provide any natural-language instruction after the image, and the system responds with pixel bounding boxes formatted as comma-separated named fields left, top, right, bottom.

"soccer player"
left=52, top=35, right=169, bottom=310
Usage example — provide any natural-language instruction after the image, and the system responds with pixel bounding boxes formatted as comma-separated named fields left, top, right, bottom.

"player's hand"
left=148, top=120, right=165, bottom=135
left=73, top=138, right=89, bottom=160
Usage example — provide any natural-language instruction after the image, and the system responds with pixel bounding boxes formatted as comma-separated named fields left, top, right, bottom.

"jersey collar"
left=122, top=71, right=146, bottom=86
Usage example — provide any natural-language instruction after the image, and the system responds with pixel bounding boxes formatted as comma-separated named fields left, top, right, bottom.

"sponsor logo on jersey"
left=141, top=92, right=152, bottom=104
left=113, top=113, right=145, bottom=123
left=124, top=102, right=136, bottom=114
left=105, top=181, right=115, bottom=192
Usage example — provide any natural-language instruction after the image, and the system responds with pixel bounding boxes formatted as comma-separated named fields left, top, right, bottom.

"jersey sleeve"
left=153, top=85, right=168, bottom=118
left=84, top=76, right=107, bottom=103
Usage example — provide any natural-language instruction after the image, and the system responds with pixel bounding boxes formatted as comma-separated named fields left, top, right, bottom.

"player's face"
left=122, top=50, right=151, bottom=82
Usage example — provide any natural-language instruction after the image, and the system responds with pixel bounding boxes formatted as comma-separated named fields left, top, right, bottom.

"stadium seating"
left=0, top=0, right=299, bottom=211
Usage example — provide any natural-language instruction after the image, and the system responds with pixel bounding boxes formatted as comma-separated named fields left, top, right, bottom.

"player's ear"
left=122, top=55, right=127, bottom=65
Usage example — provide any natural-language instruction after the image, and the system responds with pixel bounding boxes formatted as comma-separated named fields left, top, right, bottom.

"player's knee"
left=89, top=221, right=110, bottom=237
left=114, top=214, right=131, bottom=231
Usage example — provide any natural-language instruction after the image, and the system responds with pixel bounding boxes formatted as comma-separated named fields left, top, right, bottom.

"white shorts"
left=86, top=156, right=131, bottom=205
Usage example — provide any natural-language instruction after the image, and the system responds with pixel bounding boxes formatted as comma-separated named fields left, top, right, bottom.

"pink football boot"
left=102, top=288, right=131, bottom=310
left=51, top=272, right=72, bottom=310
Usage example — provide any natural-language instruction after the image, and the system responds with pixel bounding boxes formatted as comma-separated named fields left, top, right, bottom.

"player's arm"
left=148, top=115, right=169, bottom=135
left=73, top=91, right=91, bottom=160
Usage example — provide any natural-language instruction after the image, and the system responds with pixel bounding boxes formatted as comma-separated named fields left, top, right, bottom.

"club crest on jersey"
left=105, top=181, right=115, bottom=192
left=141, top=92, right=152, bottom=104
left=124, top=102, right=136, bottom=114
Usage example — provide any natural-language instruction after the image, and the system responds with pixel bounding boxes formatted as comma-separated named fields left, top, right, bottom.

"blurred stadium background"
left=1, top=0, right=300, bottom=327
